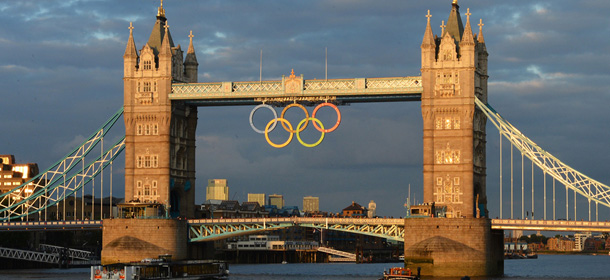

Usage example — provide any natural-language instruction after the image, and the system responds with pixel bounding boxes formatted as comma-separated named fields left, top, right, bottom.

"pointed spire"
left=124, top=22, right=138, bottom=58
left=185, top=30, right=198, bottom=65
left=147, top=1, right=174, bottom=56
left=159, top=20, right=172, bottom=56
left=461, top=8, right=475, bottom=45
left=422, top=10, right=435, bottom=48
left=445, top=0, right=464, bottom=42
left=477, top=18, right=485, bottom=43
left=157, top=0, right=166, bottom=19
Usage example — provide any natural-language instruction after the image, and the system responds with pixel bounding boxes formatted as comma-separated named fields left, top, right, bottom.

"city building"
left=206, top=179, right=229, bottom=201
left=367, top=200, right=376, bottom=218
left=248, top=193, right=265, bottom=206
left=341, top=201, right=366, bottom=217
left=303, top=196, right=319, bottom=213
left=546, top=237, right=575, bottom=251
left=0, top=155, right=40, bottom=194
left=574, top=232, right=592, bottom=251
left=268, top=194, right=284, bottom=209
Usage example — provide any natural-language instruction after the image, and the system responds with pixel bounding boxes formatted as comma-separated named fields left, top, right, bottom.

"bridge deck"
left=171, top=76, right=422, bottom=106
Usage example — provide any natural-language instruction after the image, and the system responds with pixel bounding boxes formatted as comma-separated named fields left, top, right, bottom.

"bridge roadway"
left=1, top=218, right=609, bottom=236
left=170, top=76, right=423, bottom=106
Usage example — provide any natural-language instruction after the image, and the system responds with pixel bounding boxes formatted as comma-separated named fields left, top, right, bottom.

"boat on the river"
left=380, top=267, right=421, bottom=280
left=91, top=259, right=228, bottom=280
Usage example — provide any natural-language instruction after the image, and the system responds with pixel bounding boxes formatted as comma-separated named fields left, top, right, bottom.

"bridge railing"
left=187, top=217, right=405, bottom=226
left=170, top=77, right=422, bottom=100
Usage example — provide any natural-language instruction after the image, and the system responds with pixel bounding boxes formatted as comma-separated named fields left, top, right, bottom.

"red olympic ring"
left=280, top=103, right=309, bottom=133
left=312, top=102, right=341, bottom=133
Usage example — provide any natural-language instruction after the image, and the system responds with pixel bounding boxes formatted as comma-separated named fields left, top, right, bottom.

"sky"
left=1, top=0, right=610, bottom=220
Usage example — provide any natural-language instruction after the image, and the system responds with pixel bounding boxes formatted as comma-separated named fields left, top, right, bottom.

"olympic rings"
left=265, top=118, right=293, bottom=148
left=296, top=118, right=325, bottom=147
left=312, top=102, right=341, bottom=133
left=249, top=102, right=341, bottom=148
left=250, top=104, right=278, bottom=134
left=281, top=103, right=309, bottom=133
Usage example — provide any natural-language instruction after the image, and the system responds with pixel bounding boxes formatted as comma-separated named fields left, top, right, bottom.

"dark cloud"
left=1, top=0, right=609, bottom=219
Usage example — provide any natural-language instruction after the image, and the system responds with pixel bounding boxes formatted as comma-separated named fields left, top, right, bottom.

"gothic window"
left=454, top=177, right=460, bottom=185
left=143, top=82, right=151, bottom=92
left=152, top=156, right=158, bottom=168
left=137, top=181, right=142, bottom=188
left=137, top=82, right=141, bottom=92
left=435, top=119, right=443, bottom=129
left=437, top=177, right=442, bottom=185
left=143, top=60, right=152, bottom=70
left=137, top=190, right=141, bottom=197
left=137, top=124, right=143, bottom=135
left=137, top=156, right=142, bottom=168
left=444, top=118, right=452, bottom=129
left=144, top=184, right=151, bottom=196
left=144, top=156, right=151, bottom=168
left=153, top=81, right=157, bottom=92
left=153, top=124, right=159, bottom=135
left=145, top=124, right=150, bottom=135
left=453, top=118, right=461, bottom=129
left=152, top=181, right=157, bottom=188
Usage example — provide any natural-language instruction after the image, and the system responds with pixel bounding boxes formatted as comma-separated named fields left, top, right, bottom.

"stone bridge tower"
left=122, top=2, right=198, bottom=218
left=421, top=1, right=489, bottom=218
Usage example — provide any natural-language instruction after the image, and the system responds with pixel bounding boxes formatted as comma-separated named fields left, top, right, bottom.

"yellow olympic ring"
left=280, top=103, right=309, bottom=133
left=265, top=118, right=293, bottom=148
left=312, top=102, right=341, bottom=133
left=296, top=118, right=325, bottom=148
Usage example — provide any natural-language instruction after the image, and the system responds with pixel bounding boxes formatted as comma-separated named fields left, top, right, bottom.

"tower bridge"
left=2, top=1, right=610, bottom=277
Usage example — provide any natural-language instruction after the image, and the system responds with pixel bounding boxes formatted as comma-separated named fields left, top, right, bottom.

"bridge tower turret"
left=122, top=1, right=198, bottom=218
left=421, top=1, right=489, bottom=219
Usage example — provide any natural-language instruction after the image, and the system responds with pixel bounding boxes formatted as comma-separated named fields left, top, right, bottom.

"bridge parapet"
left=170, top=76, right=422, bottom=101
left=491, top=219, right=610, bottom=232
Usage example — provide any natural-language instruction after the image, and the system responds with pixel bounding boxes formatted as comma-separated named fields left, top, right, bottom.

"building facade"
left=248, top=193, right=266, bottom=206
left=123, top=2, right=198, bottom=218
left=268, top=194, right=284, bottom=209
left=421, top=1, right=489, bottom=218
left=0, top=155, right=39, bottom=195
left=206, top=179, right=229, bottom=201
left=303, top=196, right=319, bottom=213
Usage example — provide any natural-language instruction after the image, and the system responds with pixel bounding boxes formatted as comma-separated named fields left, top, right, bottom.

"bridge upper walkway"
left=171, top=76, right=422, bottom=105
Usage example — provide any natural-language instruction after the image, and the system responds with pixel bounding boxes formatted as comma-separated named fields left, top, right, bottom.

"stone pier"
left=101, top=219, right=188, bottom=265
left=403, top=218, right=504, bottom=277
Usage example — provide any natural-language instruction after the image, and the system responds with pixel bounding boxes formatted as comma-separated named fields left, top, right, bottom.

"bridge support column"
left=101, top=219, right=187, bottom=265
left=403, top=218, right=503, bottom=277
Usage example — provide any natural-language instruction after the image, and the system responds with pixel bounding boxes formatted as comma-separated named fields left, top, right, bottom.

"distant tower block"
left=421, top=0, right=489, bottom=218
left=268, top=194, right=284, bottom=209
left=206, top=179, right=229, bottom=201
left=367, top=200, right=377, bottom=218
left=248, top=193, right=266, bottom=206
left=303, top=196, right=320, bottom=213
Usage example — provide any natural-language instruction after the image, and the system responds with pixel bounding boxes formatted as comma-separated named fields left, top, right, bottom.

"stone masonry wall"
left=101, top=219, right=188, bottom=265
left=404, top=218, right=503, bottom=277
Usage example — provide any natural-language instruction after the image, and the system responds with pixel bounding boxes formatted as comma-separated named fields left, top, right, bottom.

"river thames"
left=0, top=254, right=606, bottom=279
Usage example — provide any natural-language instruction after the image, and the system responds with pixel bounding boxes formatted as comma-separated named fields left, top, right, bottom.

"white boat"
left=91, top=259, right=228, bottom=280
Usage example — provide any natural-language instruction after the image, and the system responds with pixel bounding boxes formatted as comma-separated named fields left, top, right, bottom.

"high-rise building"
left=268, top=194, right=284, bottom=209
left=206, top=179, right=229, bottom=201
left=0, top=155, right=39, bottom=194
left=303, top=196, right=319, bottom=213
left=367, top=200, right=376, bottom=218
left=248, top=193, right=265, bottom=206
